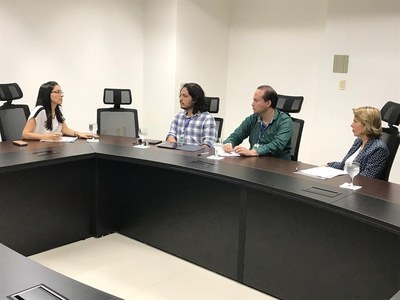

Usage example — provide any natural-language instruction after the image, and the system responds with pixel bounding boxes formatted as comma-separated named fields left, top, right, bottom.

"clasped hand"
left=222, top=143, right=258, bottom=157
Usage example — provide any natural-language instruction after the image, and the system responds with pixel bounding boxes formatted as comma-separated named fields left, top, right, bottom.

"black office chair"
left=97, top=88, right=139, bottom=138
left=0, top=83, right=30, bottom=141
left=276, top=94, right=305, bottom=161
left=214, top=117, right=224, bottom=140
left=205, top=96, right=224, bottom=139
left=379, top=101, right=400, bottom=181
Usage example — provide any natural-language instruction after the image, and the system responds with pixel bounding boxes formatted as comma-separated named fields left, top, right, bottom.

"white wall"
left=313, top=0, right=400, bottom=183
left=142, top=0, right=177, bottom=139
left=225, top=0, right=327, bottom=149
left=175, top=0, right=230, bottom=119
left=0, top=0, right=143, bottom=132
left=225, top=0, right=400, bottom=183
left=1, top=0, right=399, bottom=183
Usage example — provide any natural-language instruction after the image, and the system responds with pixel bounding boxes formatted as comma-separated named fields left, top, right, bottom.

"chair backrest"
left=103, top=88, right=132, bottom=109
left=0, top=83, right=30, bottom=141
left=276, top=94, right=305, bottom=161
left=379, top=101, right=400, bottom=181
left=205, top=96, right=224, bottom=140
left=97, top=108, right=139, bottom=138
left=214, top=117, right=224, bottom=140
left=0, top=83, right=23, bottom=102
left=290, top=117, right=305, bottom=161
left=205, top=97, right=220, bottom=113
left=276, top=94, right=304, bottom=113
left=97, top=88, right=139, bottom=138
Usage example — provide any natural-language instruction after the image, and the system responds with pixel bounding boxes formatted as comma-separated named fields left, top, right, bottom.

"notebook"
left=157, top=141, right=178, bottom=149
left=157, top=142, right=204, bottom=152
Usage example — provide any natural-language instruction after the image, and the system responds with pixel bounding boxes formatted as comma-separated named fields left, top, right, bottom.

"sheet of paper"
left=295, top=166, right=347, bottom=179
left=40, top=136, right=78, bottom=143
left=217, top=151, right=240, bottom=157
left=207, top=155, right=224, bottom=160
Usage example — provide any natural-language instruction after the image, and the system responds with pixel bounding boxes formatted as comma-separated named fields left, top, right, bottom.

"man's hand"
left=233, top=145, right=258, bottom=157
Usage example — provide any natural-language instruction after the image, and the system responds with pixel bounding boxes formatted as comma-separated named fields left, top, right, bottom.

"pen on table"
left=197, top=152, right=209, bottom=156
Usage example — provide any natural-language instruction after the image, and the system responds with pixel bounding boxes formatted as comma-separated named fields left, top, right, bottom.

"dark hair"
left=181, top=83, right=207, bottom=114
left=257, top=85, right=278, bottom=108
left=36, top=81, right=65, bottom=130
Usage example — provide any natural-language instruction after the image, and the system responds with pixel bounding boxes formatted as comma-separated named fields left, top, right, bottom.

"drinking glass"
left=138, top=128, right=148, bottom=145
left=89, top=122, right=97, bottom=142
left=213, top=138, right=223, bottom=157
left=345, top=161, right=360, bottom=186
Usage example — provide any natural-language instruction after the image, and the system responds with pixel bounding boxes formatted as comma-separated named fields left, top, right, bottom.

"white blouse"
left=29, top=105, right=63, bottom=134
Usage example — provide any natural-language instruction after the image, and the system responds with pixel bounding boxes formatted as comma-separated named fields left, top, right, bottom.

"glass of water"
left=213, top=138, right=223, bottom=157
left=138, top=128, right=148, bottom=145
left=345, top=161, right=360, bottom=186
left=89, top=122, right=97, bottom=142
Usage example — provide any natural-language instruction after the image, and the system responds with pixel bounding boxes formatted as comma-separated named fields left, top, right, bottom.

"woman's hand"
left=75, top=132, right=96, bottom=139
left=43, top=132, right=62, bottom=141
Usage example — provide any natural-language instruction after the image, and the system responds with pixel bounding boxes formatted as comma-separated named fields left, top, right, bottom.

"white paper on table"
left=212, top=143, right=240, bottom=157
left=207, top=155, right=224, bottom=160
left=218, top=151, right=240, bottom=157
left=87, top=138, right=99, bottom=143
left=295, top=166, right=347, bottom=179
left=40, top=136, right=78, bottom=143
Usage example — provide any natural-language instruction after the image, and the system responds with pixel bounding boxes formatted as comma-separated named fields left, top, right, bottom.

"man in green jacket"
left=222, top=85, right=292, bottom=159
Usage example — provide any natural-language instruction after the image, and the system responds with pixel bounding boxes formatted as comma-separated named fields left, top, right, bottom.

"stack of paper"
left=40, top=136, right=78, bottom=143
left=296, top=166, right=347, bottom=179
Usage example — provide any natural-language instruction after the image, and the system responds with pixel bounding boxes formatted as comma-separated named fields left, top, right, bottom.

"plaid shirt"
left=167, top=111, right=216, bottom=146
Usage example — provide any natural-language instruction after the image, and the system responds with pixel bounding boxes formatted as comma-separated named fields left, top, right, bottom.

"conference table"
left=0, top=136, right=399, bottom=300
left=0, top=243, right=121, bottom=299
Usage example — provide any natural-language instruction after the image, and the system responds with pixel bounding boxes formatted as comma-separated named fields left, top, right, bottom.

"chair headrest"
left=103, top=88, right=132, bottom=108
left=381, top=101, right=400, bottom=126
left=205, top=97, right=220, bottom=113
left=0, top=83, right=23, bottom=102
left=276, top=94, right=304, bottom=113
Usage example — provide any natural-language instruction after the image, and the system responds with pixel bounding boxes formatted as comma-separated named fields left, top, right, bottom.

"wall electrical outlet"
left=339, top=80, right=346, bottom=90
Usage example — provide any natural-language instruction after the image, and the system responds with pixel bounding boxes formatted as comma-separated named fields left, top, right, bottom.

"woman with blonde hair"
left=328, top=106, right=389, bottom=178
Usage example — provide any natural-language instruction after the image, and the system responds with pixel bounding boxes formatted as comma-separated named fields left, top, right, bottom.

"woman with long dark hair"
left=22, top=81, right=91, bottom=140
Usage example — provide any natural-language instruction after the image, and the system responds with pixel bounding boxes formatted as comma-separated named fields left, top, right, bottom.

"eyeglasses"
left=51, top=90, right=64, bottom=95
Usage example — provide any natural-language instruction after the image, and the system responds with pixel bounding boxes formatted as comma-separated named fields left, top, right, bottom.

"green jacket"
left=224, top=110, right=292, bottom=160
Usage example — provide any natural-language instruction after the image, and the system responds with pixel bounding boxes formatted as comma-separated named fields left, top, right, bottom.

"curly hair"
left=181, top=83, right=207, bottom=114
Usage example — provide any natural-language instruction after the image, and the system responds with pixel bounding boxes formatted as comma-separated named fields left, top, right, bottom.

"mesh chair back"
left=0, top=83, right=23, bottom=102
left=276, top=95, right=303, bottom=113
left=205, top=97, right=223, bottom=140
left=380, top=101, right=400, bottom=181
left=290, top=118, right=305, bottom=161
left=103, top=89, right=132, bottom=108
left=381, top=101, right=400, bottom=127
left=97, top=108, right=139, bottom=138
left=0, top=83, right=30, bottom=141
left=215, top=117, right=224, bottom=139
left=205, top=97, right=220, bottom=113
left=0, top=105, right=30, bottom=141
left=276, top=94, right=305, bottom=161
